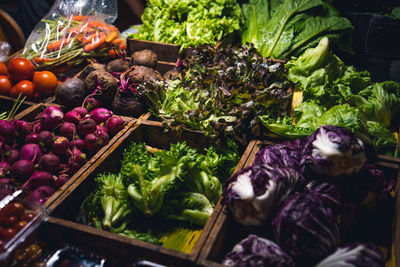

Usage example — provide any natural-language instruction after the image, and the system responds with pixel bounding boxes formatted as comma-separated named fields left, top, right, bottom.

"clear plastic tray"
left=0, top=184, right=49, bottom=263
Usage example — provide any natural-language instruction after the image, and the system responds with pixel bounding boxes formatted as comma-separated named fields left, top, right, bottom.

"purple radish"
left=84, top=97, right=102, bottom=112
left=70, top=139, right=85, bottom=151
left=52, top=136, right=70, bottom=156
left=95, top=129, right=109, bottom=146
left=39, top=106, right=64, bottom=130
left=23, top=171, right=54, bottom=189
left=38, top=131, right=53, bottom=151
left=33, top=123, right=41, bottom=133
left=4, top=149, right=20, bottom=164
left=90, top=108, right=113, bottom=124
left=29, top=185, right=55, bottom=205
left=96, top=124, right=108, bottom=133
left=38, top=153, right=60, bottom=174
left=84, top=133, right=101, bottom=152
left=78, top=117, right=96, bottom=136
left=64, top=111, right=82, bottom=124
left=60, top=122, right=77, bottom=140
left=11, top=160, right=35, bottom=180
left=15, top=120, right=33, bottom=136
left=0, top=161, right=10, bottom=178
left=0, top=120, right=16, bottom=142
left=20, top=144, right=41, bottom=162
left=25, top=133, right=39, bottom=144
left=55, top=174, right=69, bottom=188
left=72, top=107, right=88, bottom=116
left=68, top=148, right=87, bottom=172
left=106, top=116, right=124, bottom=135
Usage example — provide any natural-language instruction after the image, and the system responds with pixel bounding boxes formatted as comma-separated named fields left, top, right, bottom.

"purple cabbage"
left=272, top=193, right=340, bottom=265
left=315, top=242, right=384, bottom=267
left=223, top=164, right=301, bottom=226
left=222, top=235, right=295, bottom=267
left=301, top=125, right=366, bottom=177
left=254, top=139, right=304, bottom=171
left=306, top=180, right=342, bottom=213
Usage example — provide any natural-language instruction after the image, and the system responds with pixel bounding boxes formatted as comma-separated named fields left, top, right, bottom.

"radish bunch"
left=0, top=106, right=124, bottom=204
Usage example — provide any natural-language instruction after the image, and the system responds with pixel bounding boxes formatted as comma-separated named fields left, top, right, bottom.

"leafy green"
left=130, top=0, right=241, bottom=49
left=119, top=228, right=161, bottom=245
left=366, top=121, right=399, bottom=157
left=240, top=0, right=353, bottom=59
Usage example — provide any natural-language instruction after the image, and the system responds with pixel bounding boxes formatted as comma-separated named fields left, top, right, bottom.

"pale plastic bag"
left=22, top=0, right=125, bottom=70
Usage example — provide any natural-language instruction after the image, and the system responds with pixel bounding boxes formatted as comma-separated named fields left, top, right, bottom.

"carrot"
left=111, top=38, right=125, bottom=46
left=47, top=38, right=73, bottom=51
left=33, top=57, right=58, bottom=63
left=81, top=32, right=106, bottom=45
left=71, top=15, right=91, bottom=21
left=108, top=49, right=119, bottom=58
left=105, top=31, right=118, bottom=43
left=87, top=21, right=118, bottom=33
left=83, top=35, right=107, bottom=52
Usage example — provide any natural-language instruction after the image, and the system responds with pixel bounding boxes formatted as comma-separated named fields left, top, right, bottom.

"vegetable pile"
left=80, top=140, right=239, bottom=244
left=222, top=125, right=395, bottom=266
left=23, top=15, right=126, bottom=69
left=0, top=59, right=59, bottom=100
left=131, top=0, right=241, bottom=50
left=0, top=106, right=125, bottom=205
left=260, top=37, right=400, bottom=156
left=142, top=44, right=290, bottom=144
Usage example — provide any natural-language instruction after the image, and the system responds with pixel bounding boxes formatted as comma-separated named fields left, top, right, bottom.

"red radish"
left=29, top=185, right=55, bottom=204
left=38, top=131, right=53, bottom=151
left=4, top=149, right=20, bottom=164
left=84, top=97, right=102, bottom=112
left=0, top=120, right=16, bottom=142
left=78, top=117, right=96, bottom=136
left=64, top=111, right=81, bottom=124
left=60, top=122, right=77, bottom=139
left=84, top=133, right=101, bottom=152
left=11, top=160, right=35, bottom=180
left=90, top=108, right=113, bottom=124
left=33, top=123, right=41, bottom=133
left=39, top=106, right=64, bottom=130
left=95, top=129, right=109, bottom=146
left=0, top=161, right=10, bottom=178
left=55, top=174, right=69, bottom=188
left=96, top=124, right=108, bottom=133
left=20, top=144, right=41, bottom=162
left=70, top=139, right=85, bottom=151
left=25, top=133, right=39, bottom=144
left=23, top=171, right=54, bottom=189
left=68, top=148, right=87, bottom=172
left=38, top=153, right=60, bottom=174
left=14, top=120, right=33, bottom=136
left=106, top=116, right=124, bottom=135
left=52, top=136, right=70, bottom=156
left=72, top=107, right=88, bottom=116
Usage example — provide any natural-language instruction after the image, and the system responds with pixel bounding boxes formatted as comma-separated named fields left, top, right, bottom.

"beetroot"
left=84, top=97, right=102, bottom=112
left=52, top=136, right=70, bottom=156
left=15, top=120, right=33, bottom=136
left=11, top=160, right=35, bottom=180
left=68, top=148, right=87, bottom=172
left=90, top=108, right=113, bottom=124
left=4, top=149, right=20, bottom=164
left=64, top=111, right=82, bottom=124
left=38, top=131, right=53, bottom=151
left=70, top=139, right=85, bottom=151
left=55, top=174, right=69, bottom=188
left=29, top=185, right=55, bottom=205
left=0, top=161, right=10, bottom=178
left=60, top=122, right=77, bottom=140
left=23, top=171, right=54, bottom=190
left=20, top=144, right=41, bottom=162
left=38, top=154, right=60, bottom=174
left=25, top=133, right=39, bottom=144
left=0, top=120, right=16, bottom=142
left=106, top=116, right=124, bottom=135
left=78, top=117, right=96, bottom=136
left=39, top=106, right=64, bottom=130
left=72, top=107, right=88, bottom=116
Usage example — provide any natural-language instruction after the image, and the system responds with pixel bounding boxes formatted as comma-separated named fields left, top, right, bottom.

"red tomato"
left=2, top=228, right=17, bottom=241
left=33, top=71, right=58, bottom=96
left=7, top=58, right=35, bottom=82
left=0, top=62, right=7, bottom=75
left=10, top=80, right=34, bottom=99
left=0, top=75, right=12, bottom=95
left=21, top=212, right=35, bottom=222
left=13, top=220, right=28, bottom=231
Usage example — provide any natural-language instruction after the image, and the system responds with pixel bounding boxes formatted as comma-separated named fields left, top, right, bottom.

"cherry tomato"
left=0, top=75, right=12, bottom=95
left=3, top=216, right=18, bottom=227
left=7, top=58, right=35, bottom=82
left=10, top=80, right=34, bottom=99
left=2, top=228, right=17, bottom=241
left=21, top=212, right=35, bottom=222
left=33, top=71, right=58, bottom=96
left=14, top=220, right=28, bottom=231
left=0, top=62, right=7, bottom=75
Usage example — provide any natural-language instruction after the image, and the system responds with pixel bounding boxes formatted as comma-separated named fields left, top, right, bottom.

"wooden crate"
left=46, top=120, right=256, bottom=266
left=197, top=141, right=400, bottom=267
left=12, top=103, right=136, bottom=210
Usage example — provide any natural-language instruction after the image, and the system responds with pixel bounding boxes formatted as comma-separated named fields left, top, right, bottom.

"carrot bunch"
left=23, top=15, right=126, bottom=69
